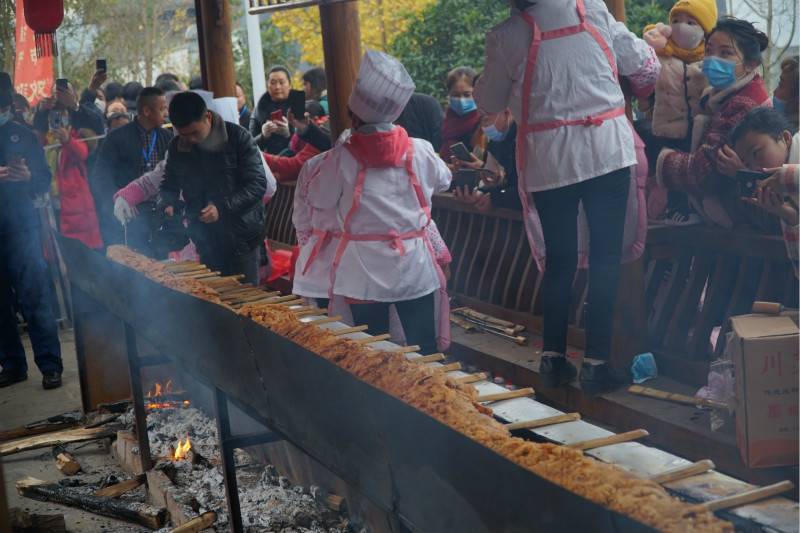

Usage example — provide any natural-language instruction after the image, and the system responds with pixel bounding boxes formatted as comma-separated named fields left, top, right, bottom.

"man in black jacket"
left=92, top=87, right=172, bottom=254
left=160, top=92, right=266, bottom=285
left=0, top=88, right=63, bottom=389
left=396, top=92, right=444, bottom=152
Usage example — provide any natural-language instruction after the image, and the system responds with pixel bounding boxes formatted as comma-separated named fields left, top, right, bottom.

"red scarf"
left=440, top=108, right=480, bottom=158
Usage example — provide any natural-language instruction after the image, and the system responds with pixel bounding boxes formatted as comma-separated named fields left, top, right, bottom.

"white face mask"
left=670, top=22, right=705, bottom=50
left=95, top=99, right=106, bottom=113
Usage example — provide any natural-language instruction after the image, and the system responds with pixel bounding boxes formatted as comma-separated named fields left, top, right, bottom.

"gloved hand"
left=114, top=196, right=135, bottom=225
left=274, top=117, right=291, bottom=138
left=643, top=22, right=671, bottom=50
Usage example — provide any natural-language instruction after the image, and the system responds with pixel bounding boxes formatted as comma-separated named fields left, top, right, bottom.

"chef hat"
left=348, top=50, right=415, bottom=124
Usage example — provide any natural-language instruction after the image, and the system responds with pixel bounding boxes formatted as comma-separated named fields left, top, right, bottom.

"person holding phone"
left=33, top=78, right=104, bottom=142
left=440, top=67, right=484, bottom=162
left=249, top=66, right=293, bottom=155
left=0, top=85, right=64, bottom=389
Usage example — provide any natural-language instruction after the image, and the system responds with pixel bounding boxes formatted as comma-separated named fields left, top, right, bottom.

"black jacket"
left=91, top=119, right=173, bottom=248
left=484, top=123, right=521, bottom=211
left=161, top=112, right=267, bottom=257
left=0, top=120, right=52, bottom=234
left=396, top=93, right=444, bottom=152
left=248, top=93, right=292, bottom=155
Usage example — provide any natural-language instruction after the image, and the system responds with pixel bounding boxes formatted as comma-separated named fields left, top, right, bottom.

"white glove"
left=113, top=196, right=135, bottom=225
left=261, top=121, right=274, bottom=139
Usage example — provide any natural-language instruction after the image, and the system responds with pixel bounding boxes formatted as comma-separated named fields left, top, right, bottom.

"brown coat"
left=640, top=55, right=706, bottom=140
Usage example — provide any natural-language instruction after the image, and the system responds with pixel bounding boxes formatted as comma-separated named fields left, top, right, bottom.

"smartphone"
left=55, top=78, right=69, bottom=91
left=288, top=89, right=306, bottom=119
left=452, top=169, right=480, bottom=191
left=736, top=169, right=769, bottom=197
left=450, top=142, right=473, bottom=162
left=96, top=59, right=107, bottom=73
left=270, top=109, right=284, bottom=122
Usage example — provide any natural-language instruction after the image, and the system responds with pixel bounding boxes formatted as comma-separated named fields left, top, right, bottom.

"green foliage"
left=625, top=0, right=672, bottom=37
left=389, top=0, right=509, bottom=99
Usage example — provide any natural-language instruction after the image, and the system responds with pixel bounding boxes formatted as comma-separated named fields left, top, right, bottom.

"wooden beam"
left=604, top=0, right=625, bottom=21
left=318, top=0, right=361, bottom=138
left=196, top=0, right=236, bottom=97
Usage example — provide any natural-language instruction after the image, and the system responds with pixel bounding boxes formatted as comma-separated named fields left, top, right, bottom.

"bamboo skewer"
left=387, top=345, right=421, bottom=354
left=331, top=325, right=369, bottom=336
left=175, top=269, right=213, bottom=278
left=295, top=308, right=328, bottom=317
left=477, top=388, right=534, bottom=403
left=649, top=460, right=715, bottom=485
left=628, top=385, right=727, bottom=410
left=288, top=306, right=318, bottom=314
left=355, top=334, right=392, bottom=344
left=307, top=315, right=343, bottom=325
left=231, top=292, right=281, bottom=304
left=204, top=275, right=246, bottom=285
left=434, top=362, right=462, bottom=373
left=700, top=481, right=794, bottom=512
left=505, top=413, right=581, bottom=431
left=222, top=290, right=266, bottom=301
left=449, top=314, right=476, bottom=332
left=276, top=299, right=305, bottom=307
left=457, top=373, right=487, bottom=384
left=254, top=295, right=296, bottom=304
left=413, top=353, right=445, bottom=364
left=165, top=263, right=206, bottom=273
left=568, top=429, right=649, bottom=451
left=452, top=307, right=524, bottom=333
left=216, top=285, right=254, bottom=295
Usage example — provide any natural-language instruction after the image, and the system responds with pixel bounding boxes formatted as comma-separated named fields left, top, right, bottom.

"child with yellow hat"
left=640, top=0, right=718, bottom=224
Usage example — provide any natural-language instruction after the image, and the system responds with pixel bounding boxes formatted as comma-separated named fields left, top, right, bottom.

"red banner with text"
left=14, top=1, right=53, bottom=106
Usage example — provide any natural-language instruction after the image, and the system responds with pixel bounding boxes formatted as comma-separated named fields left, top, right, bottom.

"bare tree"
left=729, top=0, right=798, bottom=90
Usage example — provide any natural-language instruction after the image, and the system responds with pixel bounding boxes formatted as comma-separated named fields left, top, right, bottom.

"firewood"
left=1, top=427, right=115, bottom=457
left=9, top=507, right=66, bottom=532
left=325, top=494, right=345, bottom=512
left=53, top=449, right=81, bottom=476
left=169, top=511, right=217, bottom=533
left=16, top=476, right=167, bottom=529
left=94, top=474, right=146, bottom=498
left=0, top=411, right=82, bottom=443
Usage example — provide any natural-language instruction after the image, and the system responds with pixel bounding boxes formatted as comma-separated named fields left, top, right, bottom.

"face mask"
left=450, top=97, right=477, bottom=116
left=702, top=57, right=738, bottom=89
left=773, top=96, right=787, bottom=114
left=482, top=123, right=508, bottom=142
left=95, top=99, right=106, bottom=113
left=0, top=110, right=10, bottom=127
left=670, top=22, right=705, bottom=50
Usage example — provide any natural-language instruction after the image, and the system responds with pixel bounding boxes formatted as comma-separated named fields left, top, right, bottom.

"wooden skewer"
left=232, top=292, right=281, bottom=304
left=568, top=429, right=649, bottom=451
left=254, top=294, right=295, bottom=304
left=216, top=285, right=254, bottom=295
left=276, top=298, right=304, bottom=307
left=288, top=306, right=318, bottom=314
left=355, top=334, right=392, bottom=344
left=649, top=460, right=715, bottom=485
left=434, top=362, right=462, bottom=373
left=505, top=412, right=581, bottom=431
left=331, top=325, right=369, bottom=336
left=628, top=385, right=727, bottom=410
left=307, top=315, right=343, bottom=325
left=233, top=295, right=287, bottom=307
left=701, top=481, right=794, bottom=512
left=457, top=372, right=487, bottom=384
left=295, top=308, right=328, bottom=317
left=204, top=274, right=245, bottom=285
left=165, top=263, right=206, bottom=273
left=174, top=269, right=213, bottom=278
left=477, top=388, right=534, bottom=403
left=413, top=353, right=445, bottom=364
left=449, top=314, right=476, bottom=332
left=387, top=345, right=420, bottom=354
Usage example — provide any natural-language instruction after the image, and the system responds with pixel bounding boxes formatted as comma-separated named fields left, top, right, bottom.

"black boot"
left=580, top=361, right=627, bottom=395
left=42, top=372, right=62, bottom=390
left=0, top=369, right=28, bottom=388
left=539, top=353, right=577, bottom=388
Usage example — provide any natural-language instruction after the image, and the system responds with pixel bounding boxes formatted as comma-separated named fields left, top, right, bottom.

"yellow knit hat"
left=670, top=0, right=718, bottom=34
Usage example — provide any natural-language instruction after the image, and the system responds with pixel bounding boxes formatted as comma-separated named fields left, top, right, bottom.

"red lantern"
left=22, top=0, right=65, bottom=58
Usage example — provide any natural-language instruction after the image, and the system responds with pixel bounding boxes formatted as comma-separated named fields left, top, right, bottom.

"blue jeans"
left=0, top=228, right=62, bottom=375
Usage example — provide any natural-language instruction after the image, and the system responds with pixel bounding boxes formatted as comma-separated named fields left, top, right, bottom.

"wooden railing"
left=264, top=185, right=797, bottom=387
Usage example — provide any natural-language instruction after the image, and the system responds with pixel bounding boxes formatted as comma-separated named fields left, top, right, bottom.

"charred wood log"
left=9, top=507, right=66, bottom=532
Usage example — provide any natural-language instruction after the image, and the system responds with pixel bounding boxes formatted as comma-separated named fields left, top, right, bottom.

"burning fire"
left=145, top=380, right=190, bottom=410
left=173, top=436, right=192, bottom=461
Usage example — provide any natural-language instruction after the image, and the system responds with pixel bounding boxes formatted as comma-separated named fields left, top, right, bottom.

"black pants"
left=0, top=228, right=62, bottom=375
left=350, top=292, right=437, bottom=355
left=532, top=167, right=630, bottom=361
left=202, top=246, right=260, bottom=286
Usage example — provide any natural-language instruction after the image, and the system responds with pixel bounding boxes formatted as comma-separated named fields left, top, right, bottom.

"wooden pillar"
left=605, top=0, right=625, bottom=21
left=196, top=0, right=236, bottom=97
left=319, top=0, right=362, bottom=139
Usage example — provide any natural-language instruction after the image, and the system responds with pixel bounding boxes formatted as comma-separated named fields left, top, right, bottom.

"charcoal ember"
left=97, top=474, right=119, bottom=489
left=278, top=476, right=291, bottom=489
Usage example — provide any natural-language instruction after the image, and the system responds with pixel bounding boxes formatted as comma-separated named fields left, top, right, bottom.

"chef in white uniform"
left=303, top=50, right=451, bottom=354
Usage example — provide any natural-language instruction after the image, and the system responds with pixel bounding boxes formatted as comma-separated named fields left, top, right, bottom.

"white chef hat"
left=348, top=50, right=415, bottom=124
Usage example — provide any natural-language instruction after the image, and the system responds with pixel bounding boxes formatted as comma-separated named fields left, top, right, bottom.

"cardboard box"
left=729, top=312, right=799, bottom=468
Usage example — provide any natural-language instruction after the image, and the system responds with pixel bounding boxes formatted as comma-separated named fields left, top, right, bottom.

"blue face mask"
left=773, top=96, right=787, bottom=114
left=450, top=97, right=477, bottom=116
left=482, top=124, right=508, bottom=142
left=0, top=110, right=10, bottom=128
left=702, top=57, right=738, bottom=89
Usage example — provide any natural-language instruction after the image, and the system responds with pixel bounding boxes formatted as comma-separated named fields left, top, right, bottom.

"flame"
left=173, top=436, right=192, bottom=461
left=145, top=380, right=189, bottom=410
